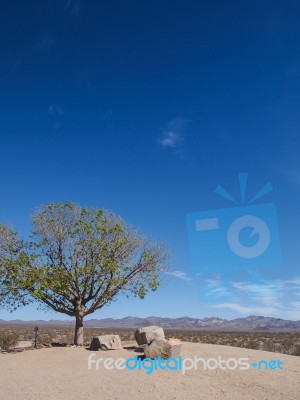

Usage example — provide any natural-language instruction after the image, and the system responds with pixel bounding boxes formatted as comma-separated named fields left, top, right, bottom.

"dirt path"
left=1, top=342, right=299, bottom=400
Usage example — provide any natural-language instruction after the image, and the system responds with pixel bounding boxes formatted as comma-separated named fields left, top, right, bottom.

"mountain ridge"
left=1, top=315, right=300, bottom=331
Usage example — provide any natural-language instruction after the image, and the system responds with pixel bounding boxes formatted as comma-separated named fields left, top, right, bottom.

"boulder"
left=134, top=326, right=165, bottom=345
left=134, top=344, right=147, bottom=353
left=89, top=335, right=122, bottom=351
left=144, top=338, right=182, bottom=360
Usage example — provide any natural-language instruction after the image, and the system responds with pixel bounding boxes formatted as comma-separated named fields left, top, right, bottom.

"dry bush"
left=262, top=339, right=276, bottom=352
left=292, top=345, right=300, bottom=356
left=246, top=340, right=259, bottom=350
left=0, top=331, right=19, bottom=351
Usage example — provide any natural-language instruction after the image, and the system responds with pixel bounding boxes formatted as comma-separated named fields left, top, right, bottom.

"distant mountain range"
left=1, top=315, right=300, bottom=331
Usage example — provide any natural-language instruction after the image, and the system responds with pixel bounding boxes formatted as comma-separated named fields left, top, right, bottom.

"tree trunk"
left=74, top=313, right=84, bottom=346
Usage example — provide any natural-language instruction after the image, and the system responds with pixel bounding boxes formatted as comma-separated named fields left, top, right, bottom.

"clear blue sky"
left=1, top=0, right=300, bottom=321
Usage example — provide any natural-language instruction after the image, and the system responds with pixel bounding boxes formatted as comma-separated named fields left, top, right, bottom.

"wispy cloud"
left=204, top=278, right=230, bottom=298
left=212, top=303, right=279, bottom=316
left=291, top=301, right=300, bottom=308
left=158, top=118, right=189, bottom=149
left=159, top=131, right=181, bottom=148
left=48, top=104, right=64, bottom=116
left=232, top=281, right=281, bottom=306
left=213, top=302, right=300, bottom=320
left=205, top=277, right=300, bottom=320
left=64, top=0, right=81, bottom=16
left=48, top=104, right=64, bottom=129
left=232, top=278, right=300, bottom=296
left=167, top=270, right=192, bottom=281
left=277, top=277, right=300, bottom=287
left=37, top=36, right=54, bottom=50
left=207, top=286, right=230, bottom=297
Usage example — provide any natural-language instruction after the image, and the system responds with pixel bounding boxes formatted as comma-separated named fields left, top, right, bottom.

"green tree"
left=0, top=202, right=169, bottom=345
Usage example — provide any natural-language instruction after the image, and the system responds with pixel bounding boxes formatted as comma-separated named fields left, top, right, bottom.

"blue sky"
left=1, top=0, right=300, bottom=321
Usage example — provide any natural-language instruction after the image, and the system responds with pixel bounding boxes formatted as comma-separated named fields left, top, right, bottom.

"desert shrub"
left=61, top=329, right=74, bottom=344
left=262, top=339, right=276, bottom=352
left=41, top=334, right=53, bottom=346
left=246, top=340, right=259, bottom=350
left=292, top=345, right=300, bottom=356
left=0, top=331, right=19, bottom=350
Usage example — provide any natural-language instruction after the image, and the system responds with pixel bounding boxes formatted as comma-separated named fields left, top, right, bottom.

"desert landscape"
left=1, top=2, right=300, bottom=399
left=1, top=324, right=300, bottom=356
left=0, top=323, right=300, bottom=400
left=1, top=339, right=299, bottom=400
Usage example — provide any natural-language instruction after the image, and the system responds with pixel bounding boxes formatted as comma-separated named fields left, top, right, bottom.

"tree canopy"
left=0, top=202, right=169, bottom=344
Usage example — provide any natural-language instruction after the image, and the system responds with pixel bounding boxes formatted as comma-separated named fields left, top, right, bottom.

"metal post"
left=34, top=326, right=39, bottom=348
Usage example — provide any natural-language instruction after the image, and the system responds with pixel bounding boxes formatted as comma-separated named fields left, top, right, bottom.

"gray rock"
left=134, top=326, right=165, bottom=345
left=89, top=335, right=122, bottom=351
left=144, top=338, right=182, bottom=360
left=134, top=344, right=148, bottom=353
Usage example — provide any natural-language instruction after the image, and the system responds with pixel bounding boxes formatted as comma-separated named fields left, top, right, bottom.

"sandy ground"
left=0, top=342, right=299, bottom=400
